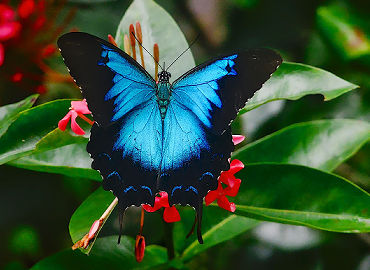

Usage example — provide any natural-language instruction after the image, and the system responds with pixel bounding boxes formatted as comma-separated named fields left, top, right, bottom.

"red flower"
left=0, top=4, right=21, bottom=41
left=18, top=0, right=36, bottom=19
left=0, top=3, right=21, bottom=67
left=219, top=159, right=244, bottom=189
left=0, top=0, right=75, bottom=103
left=58, top=99, right=93, bottom=135
left=41, top=44, right=57, bottom=58
left=205, top=182, right=237, bottom=212
left=0, top=42, right=3, bottom=66
left=11, top=72, right=24, bottom=82
left=205, top=133, right=245, bottom=212
left=0, top=4, right=15, bottom=22
left=0, top=20, right=21, bottom=41
left=205, top=159, right=243, bottom=212
left=35, top=84, right=46, bottom=94
left=142, top=192, right=181, bottom=223
left=135, top=235, right=145, bottom=263
left=232, top=134, right=245, bottom=145
left=32, top=14, right=45, bottom=31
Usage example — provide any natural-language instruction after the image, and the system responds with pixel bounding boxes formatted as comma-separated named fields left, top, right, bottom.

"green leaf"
left=7, top=119, right=97, bottom=179
left=31, top=236, right=168, bottom=270
left=174, top=207, right=258, bottom=262
left=229, top=164, right=370, bottom=233
left=115, top=0, right=195, bottom=80
left=69, top=188, right=115, bottom=254
left=35, top=127, right=89, bottom=152
left=0, top=95, right=38, bottom=137
left=241, top=62, right=358, bottom=113
left=317, top=5, right=370, bottom=60
left=9, top=143, right=100, bottom=181
left=0, top=99, right=73, bottom=165
left=233, top=119, right=370, bottom=171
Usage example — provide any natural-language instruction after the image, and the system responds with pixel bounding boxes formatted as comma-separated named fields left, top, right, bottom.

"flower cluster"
left=0, top=0, right=75, bottom=105
left=205, top=159, right=244, bottom=212
left=0, top=2, right=21, bottom=66
left=204, top=136, right=245, bottom=212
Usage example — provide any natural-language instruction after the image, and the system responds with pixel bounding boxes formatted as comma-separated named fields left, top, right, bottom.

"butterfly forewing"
left=58, top=32, right=160, bottom=209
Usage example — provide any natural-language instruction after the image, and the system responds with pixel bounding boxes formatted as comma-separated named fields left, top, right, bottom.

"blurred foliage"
left=0, top=0, right=369, bottom=269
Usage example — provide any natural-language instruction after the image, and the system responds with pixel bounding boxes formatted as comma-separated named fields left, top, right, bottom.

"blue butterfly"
left=57, top=32, right=282, bottom=244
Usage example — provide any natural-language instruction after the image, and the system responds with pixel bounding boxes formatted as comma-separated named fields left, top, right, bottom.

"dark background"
left=1, top=0, right=369, bottom=269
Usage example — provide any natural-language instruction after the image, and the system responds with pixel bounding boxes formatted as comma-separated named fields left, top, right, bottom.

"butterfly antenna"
left=131, top=32, right=163, bottom=70
left=166, top=34, right=200, bottom=71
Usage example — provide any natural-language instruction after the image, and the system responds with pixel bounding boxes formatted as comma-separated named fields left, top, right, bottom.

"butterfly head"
left=158, top=70, right=171, bottom=83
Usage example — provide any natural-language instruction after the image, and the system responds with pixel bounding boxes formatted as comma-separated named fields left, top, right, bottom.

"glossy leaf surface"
left=230, top=164, right=370, bottom=232
left=0, top=100, right=73, bottom=164
left=9, top=143, right=100, bottom=181
left=241, top=62, right=358, bottom=113
left=0, top=94, right=38, bottom=137
left=31, top=236, right=167, bottom=270
left=174, top=207, right=258, bottom=262
left=233, top=119, right=370, bottom=171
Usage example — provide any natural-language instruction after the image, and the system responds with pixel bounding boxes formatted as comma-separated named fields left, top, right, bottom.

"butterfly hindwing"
left=57, top=32, right=161, bottom=209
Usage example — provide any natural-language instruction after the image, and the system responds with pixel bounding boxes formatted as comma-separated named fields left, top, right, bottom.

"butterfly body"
left=156, top=77, right=171, bottom=119
left=57, top=32, right=282, bottom=243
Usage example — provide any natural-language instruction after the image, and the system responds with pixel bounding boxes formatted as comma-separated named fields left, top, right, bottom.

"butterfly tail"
left=185, top=215, right=197, bottom=239
left=195, top=199, right=204, bottom=244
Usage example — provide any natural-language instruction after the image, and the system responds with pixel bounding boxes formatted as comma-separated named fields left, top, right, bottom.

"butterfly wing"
left=57, top=32, right=161, bottom=211
left=160, top=49, right=282, bottom=242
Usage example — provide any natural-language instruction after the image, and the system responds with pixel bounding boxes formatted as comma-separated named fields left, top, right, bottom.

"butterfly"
left=57, top=32, right=282, bottom=244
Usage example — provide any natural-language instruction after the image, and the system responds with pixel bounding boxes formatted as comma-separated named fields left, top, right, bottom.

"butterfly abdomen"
left=157, top=82, right=171, bottom=119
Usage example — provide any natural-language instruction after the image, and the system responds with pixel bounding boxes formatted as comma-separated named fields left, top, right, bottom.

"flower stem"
left=139, top=207, right=145, bottom=235
left=78, top=113, right=94, bottom=126
left=163, top=219, right=175, bottom=260
left=102, top=197, right=119, bottom=220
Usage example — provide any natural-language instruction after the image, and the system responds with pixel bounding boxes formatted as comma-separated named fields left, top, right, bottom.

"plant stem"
left=139, top=207, right=145, bottom=235
left=101, top=197, right=118, bottom=221
left=78, top=113, right=94, bottom=126
left=163, top=218, right=175, bottom=260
